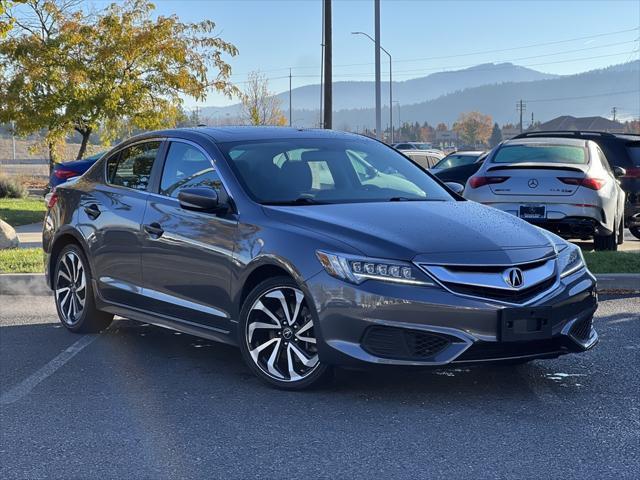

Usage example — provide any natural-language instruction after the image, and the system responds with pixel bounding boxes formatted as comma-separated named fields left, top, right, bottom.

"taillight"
left=54, top=169, right=78, bottom=180
left=621, top=167, right=640, bottom=178
left=558, top=177, right=605, bottom=190
left=46, top=191, right=58, bottom=209
left=468, top=176, right=509, bottom=188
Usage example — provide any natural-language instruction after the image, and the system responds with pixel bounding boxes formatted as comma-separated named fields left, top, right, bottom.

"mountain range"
left=201, top=60, right=640, bottom=128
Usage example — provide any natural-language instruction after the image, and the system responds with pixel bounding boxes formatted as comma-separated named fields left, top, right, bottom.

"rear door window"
left=107, top=141, right=161, bottom=191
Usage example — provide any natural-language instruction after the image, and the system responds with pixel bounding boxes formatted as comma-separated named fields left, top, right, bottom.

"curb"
left=592, top=273, right=640, bottom=293
left=0, top=272, right=638, bottom=296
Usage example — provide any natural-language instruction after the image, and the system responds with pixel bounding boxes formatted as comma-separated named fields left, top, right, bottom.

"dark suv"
left=43, top=127, right=598, bottom=389
left=514, top=131, right=640, bottom=238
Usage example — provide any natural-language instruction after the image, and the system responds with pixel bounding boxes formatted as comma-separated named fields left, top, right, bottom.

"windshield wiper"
left=388, top=197, right=430, bottom=202
left=263, top=197, right=328, bottom=206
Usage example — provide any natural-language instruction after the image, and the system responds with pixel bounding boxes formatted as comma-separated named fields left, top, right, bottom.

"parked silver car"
left=464, top=137, right=626, bottom=251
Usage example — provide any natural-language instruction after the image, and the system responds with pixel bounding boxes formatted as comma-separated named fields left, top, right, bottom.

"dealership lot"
left=1, top=293, right=638, bottom=479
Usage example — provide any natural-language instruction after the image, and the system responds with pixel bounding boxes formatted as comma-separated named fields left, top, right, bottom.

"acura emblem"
left=528, top=178, right=539, bottom=188
left=503, top=267, right=524, bottom=288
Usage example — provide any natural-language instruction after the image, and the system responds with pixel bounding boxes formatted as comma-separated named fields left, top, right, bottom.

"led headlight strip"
left=316, top=251, right=434, bottom=286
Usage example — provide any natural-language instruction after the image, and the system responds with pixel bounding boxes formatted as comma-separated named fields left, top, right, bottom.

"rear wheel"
left=238, top=276, right=332, bottom=390
left=617, top=217, right=624, bottom=245
left=594, top=220, right=618, bottom=251
left=631, top=226, right=640, bottom=240
left=54, top=244, right=113, bottom=333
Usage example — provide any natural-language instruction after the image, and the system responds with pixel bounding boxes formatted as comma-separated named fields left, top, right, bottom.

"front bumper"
left=305, top=268, right=597, bottom=368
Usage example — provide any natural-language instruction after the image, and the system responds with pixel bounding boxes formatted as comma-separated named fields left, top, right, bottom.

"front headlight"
left=557, top=242, right=585, bottom=278
left=316, top=251, right=434, bottom=286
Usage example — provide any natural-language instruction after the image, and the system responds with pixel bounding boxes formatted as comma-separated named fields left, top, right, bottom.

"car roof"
left=446, top=150, right=484, bottom=155
left=122, top=126, right=364, bottom=145
left=503, top=137, right=588, bottom=147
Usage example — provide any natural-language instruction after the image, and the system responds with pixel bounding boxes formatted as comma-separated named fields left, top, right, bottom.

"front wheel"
left=238, top=276, right=332, bottom=390
left=630, top=226, right=640, bottom=240
left=54, top=244, right=113, bottom=333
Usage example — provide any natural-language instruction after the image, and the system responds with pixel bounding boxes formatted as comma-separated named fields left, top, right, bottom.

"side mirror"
left=613, top=166, right=626, bottom=177
left=445, top=182, right=465, bottom=195
left=178, top=187, right=226, bottom=213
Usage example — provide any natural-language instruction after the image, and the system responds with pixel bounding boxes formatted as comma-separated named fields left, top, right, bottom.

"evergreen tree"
left=489, top=122, right=503, bottom=147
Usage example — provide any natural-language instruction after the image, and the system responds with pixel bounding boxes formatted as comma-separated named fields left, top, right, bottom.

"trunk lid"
left=486, top=163, right=588, bottom=196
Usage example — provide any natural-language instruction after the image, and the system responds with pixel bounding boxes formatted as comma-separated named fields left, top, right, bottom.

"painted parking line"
left=0, top=334, right=98, bottom=405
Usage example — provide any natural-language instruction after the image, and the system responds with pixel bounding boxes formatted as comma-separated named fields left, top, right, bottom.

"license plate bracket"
left=499, top=307, right=553, bottom=342
left=519, top=205, right=546, bottom=219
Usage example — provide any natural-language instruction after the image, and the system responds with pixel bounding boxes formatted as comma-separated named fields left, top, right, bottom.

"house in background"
left=533, top=115, right=625, bottom=133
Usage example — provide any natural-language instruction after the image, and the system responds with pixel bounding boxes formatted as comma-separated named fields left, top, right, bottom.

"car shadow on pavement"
left=3, top=306, right=635, bottom=405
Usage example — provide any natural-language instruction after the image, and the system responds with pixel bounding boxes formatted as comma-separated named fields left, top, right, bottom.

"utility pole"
left=319, top=1, right=324, bottom=127
left=322, top=0, right=332, bottom=129
left=611, top=106, right=617, bottom=122
left=289, top=68, right=292, bottom=126
left=374, top=0, right=382, bottom=140
left=530, top=112, right=534, bottom=128
left=517, top=100, right=526, bottom=133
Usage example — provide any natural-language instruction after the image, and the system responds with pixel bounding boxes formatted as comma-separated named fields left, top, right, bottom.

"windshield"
left=219, top=137, right=455, bottom=205
left=493, top=144, right=587, bottom=164
left=434, top=154, right=479, bottom=169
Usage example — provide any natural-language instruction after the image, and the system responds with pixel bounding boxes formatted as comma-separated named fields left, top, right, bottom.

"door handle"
left=83, top=204, right=101, bottom=219
left=143, top=222, right=164, bottom=238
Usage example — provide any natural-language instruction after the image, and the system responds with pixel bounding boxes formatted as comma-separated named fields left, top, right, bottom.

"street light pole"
left=351, top=31, right=392, bottom=143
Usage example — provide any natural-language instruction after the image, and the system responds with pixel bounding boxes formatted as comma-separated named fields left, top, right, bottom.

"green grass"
left=0, top=244, right=638, bottom=276
left=0, top=197, right=46, bottom=227
left=0, top=248, right=44, bottom=273
left=583, top=251, right=640, bottom=274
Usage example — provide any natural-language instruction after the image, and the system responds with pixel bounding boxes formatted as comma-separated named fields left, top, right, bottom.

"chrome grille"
left=417, top=258, right=558, bottom=304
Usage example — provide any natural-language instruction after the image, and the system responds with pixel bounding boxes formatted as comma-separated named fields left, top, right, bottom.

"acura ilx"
left=43, top=127, right=598, bottom=389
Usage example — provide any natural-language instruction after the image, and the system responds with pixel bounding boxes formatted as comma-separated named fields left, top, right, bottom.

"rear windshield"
left=493, top=144, right=587, bottom=164
left=434, top=154, right=479, bottom=169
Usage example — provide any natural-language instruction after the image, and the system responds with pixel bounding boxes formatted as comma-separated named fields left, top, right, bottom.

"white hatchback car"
left=464, top=137, right=626, bottom=251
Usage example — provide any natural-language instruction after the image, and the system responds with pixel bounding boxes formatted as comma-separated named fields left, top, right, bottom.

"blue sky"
left=91, top=0, right=640, bottom=107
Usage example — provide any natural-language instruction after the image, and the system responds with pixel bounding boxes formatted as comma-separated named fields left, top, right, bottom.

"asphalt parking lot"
left=1, top=294, right=638, bottom=479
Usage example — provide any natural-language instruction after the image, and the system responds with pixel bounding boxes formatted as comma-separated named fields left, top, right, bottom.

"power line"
left=316, top=49, right=640, bottom=79
left=228, top=26, right=640, bottom=77
left=525, top=89, right=639, bottom=103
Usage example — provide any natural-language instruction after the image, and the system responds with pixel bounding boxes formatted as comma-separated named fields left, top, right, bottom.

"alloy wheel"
left=55, top=251, right=87, bottom=326
left=246, top=287, right=319, bottom=382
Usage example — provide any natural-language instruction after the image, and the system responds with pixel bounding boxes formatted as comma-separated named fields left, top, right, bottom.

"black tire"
left=238, top=276, right=332, bottom=390
left=631, top=226, right=640, bottom=240
left=593, top=224, right=617, bottom=251
left=53, top=244, right=113, bottom=333
left=617, top=217, right=624, bottom=245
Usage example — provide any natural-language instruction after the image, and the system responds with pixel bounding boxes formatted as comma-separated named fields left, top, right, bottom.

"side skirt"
left=94, top=281, right=238, bottom=347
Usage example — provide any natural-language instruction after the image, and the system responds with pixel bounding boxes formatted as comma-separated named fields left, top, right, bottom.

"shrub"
left=0, top=175, right=28, bottom=198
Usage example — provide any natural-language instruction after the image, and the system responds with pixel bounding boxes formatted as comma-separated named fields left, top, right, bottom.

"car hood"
left=263, top=201, right=556, bottom=265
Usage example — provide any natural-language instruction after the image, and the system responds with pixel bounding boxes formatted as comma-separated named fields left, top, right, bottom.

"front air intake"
left=361, top=326, right=452, bottom=360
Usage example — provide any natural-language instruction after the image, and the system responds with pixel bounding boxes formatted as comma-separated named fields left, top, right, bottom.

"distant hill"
left=250, top=61, right=638, bottom=129
left=201, top=62, right=558, bottom=117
